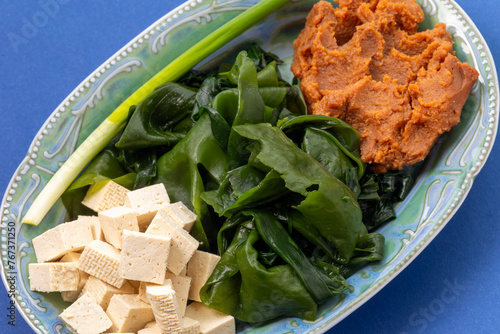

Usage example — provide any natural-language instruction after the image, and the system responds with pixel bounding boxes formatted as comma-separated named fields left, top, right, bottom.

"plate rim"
left=1, top=0, right=498, bottom=333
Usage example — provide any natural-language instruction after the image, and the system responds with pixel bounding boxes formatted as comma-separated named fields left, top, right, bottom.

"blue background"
left=0, top=0, right=498, bottom=333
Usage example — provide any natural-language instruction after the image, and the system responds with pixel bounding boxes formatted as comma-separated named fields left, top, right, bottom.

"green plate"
left=1, top=0, right=497, bottom=333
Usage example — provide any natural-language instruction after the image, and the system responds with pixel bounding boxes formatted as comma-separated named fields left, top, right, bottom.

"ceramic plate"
left=1, top=0, right=497, bottom=333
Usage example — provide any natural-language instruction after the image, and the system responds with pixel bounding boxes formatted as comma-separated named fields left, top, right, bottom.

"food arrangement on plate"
left=2, top=0, right=496, bottom=333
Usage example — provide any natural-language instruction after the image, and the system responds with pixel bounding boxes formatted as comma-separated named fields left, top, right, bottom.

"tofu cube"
left=32, top=219, right=94, bottom=262
left=165, top=267, right=186, bottom=277
left=138, top=281, right=150, bottom=303
left=119, top=230, right=171, bottom=284
left=79, top=276, right=135, bottom=310
left=146, top=209, right=199, bottom=275
left=138, top=319, right=199, bottom=334
left=185, top=302, right=235, bottom=334
left=138, top=274, right=190, bottom=316
left=60, top=252, right=89, bottom=302
left=165, top=272, right=191, bottom=317
left=161, top=202, right=197, bottom=232
left=98, top=206, right=139, bottom=249
left=124, top=183, right=170, bottom=231
left=61, top=276, right=87, bottom=303
left=77, top=215, right=104, bottom=241
left=144, top=321, right=158, bottom=328
left=106, top=294, right=154, bottom=333
left=78, top=240, right=126, bottom=288
left=29, top=262, right=80, bottom=292
left=59, top=292, right=112, bottom=334
left=82, top=180, right=129, bottom=212
left=187, top=250, right=220, bottom=302
left=138, top=323, right=162, bottom=334
left=181, top=317, right=201, bottom=334
left=146, top=279, right=183, bottom=333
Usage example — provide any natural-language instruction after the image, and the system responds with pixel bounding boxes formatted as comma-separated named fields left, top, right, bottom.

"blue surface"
left=0, top=0, right=498, bottom=333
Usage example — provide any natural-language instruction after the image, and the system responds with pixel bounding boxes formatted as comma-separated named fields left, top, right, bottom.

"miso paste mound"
left=291, top=0, right=479, bottom=173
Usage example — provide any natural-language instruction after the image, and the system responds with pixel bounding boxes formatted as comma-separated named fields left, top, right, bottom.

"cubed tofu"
left=181, top=317, right=201, bottom=334
left=144, top=321, right=158, bottom=328
left=59, top=292, right=112, bottom=334
left=106, top=294, right=154, bottom=333
left=138, top=274, right=190, bottom=316
left=32, top=219, right=94, bottom=262
left=98, top=206, right=139, bottom=249
left=185, top=302, right=235, bottom=334
left=137, top=319, right=199, bottom=334
left=177, top=267, right=187, bottom=277
left=138, top=281, right=150, bottom=304
left=78, top=240, right=126, bottom=288
left=124, top=184, right=170, bottom=231
left=161, top=202, right=197, bottom=232
left=79, top=276, right=135, bottom=310
left=82, top=180, right=129, bottom=212
left=138, top=323, right=161, bottom=334
left=61, top=280, right=87, bottom=303
left=166, top=267, right=187, bottom=277
left=119, top=230, right=171, bottom=284
left=187, top=250, right=220, bottom=302
left=29, top=262, right=80, bottom=292
left=165, top=272, right=191, bottom=317
left=60, top=252, right=89, bottom=302
left=146, top=280, right=183, bottom=333
left=77, top=215, right=104, bottom=241
left=146, top=209, right=199, bottom=275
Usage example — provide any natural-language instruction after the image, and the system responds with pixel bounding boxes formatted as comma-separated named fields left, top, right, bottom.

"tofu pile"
left=29, top=181, right=234, bottom=334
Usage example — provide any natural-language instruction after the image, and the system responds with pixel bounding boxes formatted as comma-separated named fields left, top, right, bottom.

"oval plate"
left=1, top=0, right=498, bottom=333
